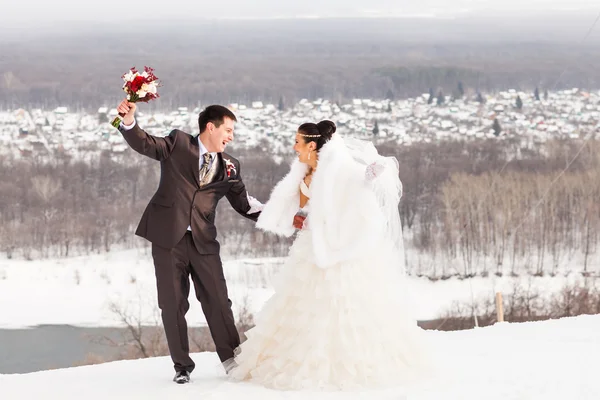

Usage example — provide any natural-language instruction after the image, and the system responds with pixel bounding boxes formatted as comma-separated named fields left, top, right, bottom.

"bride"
left=227, top=120, right=430, bottom=390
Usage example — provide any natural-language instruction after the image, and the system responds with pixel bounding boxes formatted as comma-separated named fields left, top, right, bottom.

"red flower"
left=142, top=66, right=158, bottom=81
left=129, top=76, right=146, bottom=93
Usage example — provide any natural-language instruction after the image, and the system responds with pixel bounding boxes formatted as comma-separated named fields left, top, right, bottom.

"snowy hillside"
left=2, top=314, right=598, bottom=399
left=0, top=248, right=588, bottom=329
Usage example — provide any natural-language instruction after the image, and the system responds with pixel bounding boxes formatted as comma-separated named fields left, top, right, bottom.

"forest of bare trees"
left=383, top=138, right=600, bottom=277
left=1, top=134, right=599, bottom=277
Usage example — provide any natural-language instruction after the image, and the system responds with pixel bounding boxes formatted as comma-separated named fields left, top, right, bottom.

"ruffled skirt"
left=226, top=229, right=431, bottom=391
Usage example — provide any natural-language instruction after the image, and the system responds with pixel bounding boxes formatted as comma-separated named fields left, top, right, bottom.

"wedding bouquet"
left=111, top=66, right=161, bottom=128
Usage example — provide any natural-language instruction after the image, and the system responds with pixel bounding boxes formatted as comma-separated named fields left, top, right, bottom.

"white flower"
left=146, top=82, right=158, bottom=94
left=123, top=71, right=136, bottom=82
left=137, top=90, right=147, bottom=98
left=126, top=94, right=131, bottom=100
left=141, top=71, right=149, bottom=78
left=142, top=82, right=156, bottom=93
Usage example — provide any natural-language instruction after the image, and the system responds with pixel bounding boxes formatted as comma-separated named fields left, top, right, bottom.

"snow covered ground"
left=1, top=314, right=598, bottom=399
left=0, top=248, right=591, bottom=329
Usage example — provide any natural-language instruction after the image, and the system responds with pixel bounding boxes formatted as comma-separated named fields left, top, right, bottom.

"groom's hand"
left=117, top=99, right=137, bottom=126
left=293, top=215, right=306, bottom=229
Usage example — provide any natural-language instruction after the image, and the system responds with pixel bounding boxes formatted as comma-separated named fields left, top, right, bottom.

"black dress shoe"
left=173, top=371, right=190, bottom=384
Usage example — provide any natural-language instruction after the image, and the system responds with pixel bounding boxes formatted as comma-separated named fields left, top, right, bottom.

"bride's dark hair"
left=298, top=120, right=336, bottom=151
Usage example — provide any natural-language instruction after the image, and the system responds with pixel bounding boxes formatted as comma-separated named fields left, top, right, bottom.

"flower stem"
left=110, top=115, right=122, bottom=128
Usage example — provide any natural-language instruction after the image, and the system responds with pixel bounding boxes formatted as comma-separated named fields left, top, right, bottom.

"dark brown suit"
left=119, top=122, right=259, bottom=373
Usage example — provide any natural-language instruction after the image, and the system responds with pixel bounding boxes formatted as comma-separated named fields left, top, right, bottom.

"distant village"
left=1, top=88, right=599, bottom=161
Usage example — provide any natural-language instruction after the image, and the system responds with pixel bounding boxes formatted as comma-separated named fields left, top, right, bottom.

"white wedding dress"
left=227, top=135, right=431, bottom=391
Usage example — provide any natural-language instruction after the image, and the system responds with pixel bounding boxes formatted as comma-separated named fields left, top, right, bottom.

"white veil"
left=308, top=134, right=406, bottom=276
left=343, top=137, right=406, bottom=276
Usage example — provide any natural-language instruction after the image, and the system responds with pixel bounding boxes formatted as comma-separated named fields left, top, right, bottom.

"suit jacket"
left=119, top=122, right=260, bottom=255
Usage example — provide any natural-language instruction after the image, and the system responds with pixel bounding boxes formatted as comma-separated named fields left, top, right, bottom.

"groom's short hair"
left=198, top=105, right=237, bottom=134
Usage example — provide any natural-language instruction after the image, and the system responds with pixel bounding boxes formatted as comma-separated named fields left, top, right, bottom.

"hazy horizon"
left=0, top=0, right=597, bottom=26
left=0, top=0, right=598, bottom=46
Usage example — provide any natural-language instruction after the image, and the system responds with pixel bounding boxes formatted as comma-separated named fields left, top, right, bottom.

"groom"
left=116, top=99, right=261, bottom=384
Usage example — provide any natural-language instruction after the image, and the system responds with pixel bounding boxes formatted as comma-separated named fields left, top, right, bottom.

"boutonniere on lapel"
left=224, top=158, right=237, bottom=178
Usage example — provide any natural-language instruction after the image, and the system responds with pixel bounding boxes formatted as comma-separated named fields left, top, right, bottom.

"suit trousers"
left=151, top=231, right=240, bottom=373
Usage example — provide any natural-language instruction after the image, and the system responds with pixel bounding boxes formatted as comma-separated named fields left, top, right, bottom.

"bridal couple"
left=115, top=99, right=430, bottom=391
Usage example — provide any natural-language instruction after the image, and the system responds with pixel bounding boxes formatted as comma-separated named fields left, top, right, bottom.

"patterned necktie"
left=199, top=153, right=213, bottom=185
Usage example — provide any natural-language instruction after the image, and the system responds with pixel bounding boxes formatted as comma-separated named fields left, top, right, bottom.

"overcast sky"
left=0, top=0, right=597, bottom=25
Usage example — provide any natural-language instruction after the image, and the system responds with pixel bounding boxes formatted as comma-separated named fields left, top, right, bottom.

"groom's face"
left=206, top=117, right=235, bottom=152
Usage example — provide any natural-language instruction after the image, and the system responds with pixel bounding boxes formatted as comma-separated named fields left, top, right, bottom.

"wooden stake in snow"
left=496, top=292, right=505, bottom=323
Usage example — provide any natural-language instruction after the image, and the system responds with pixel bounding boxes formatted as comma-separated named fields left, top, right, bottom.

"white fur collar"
left=255, top=135, right=341, bottom=237
left=255, top=159, right=309, bottom=237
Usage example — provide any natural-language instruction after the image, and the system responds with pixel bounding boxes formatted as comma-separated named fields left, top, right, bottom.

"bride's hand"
left=365, top=161, right=385, bottom=181
left=293, top=215, right=306, bottom=229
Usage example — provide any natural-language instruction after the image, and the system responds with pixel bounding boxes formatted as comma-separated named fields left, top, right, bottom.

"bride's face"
left=293, top=133, right=316, bottom=164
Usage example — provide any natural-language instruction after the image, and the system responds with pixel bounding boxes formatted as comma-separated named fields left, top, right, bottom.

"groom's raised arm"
left=119, top=122, right=177, bottom=161
left=116, top=99, right=177, bottom=161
